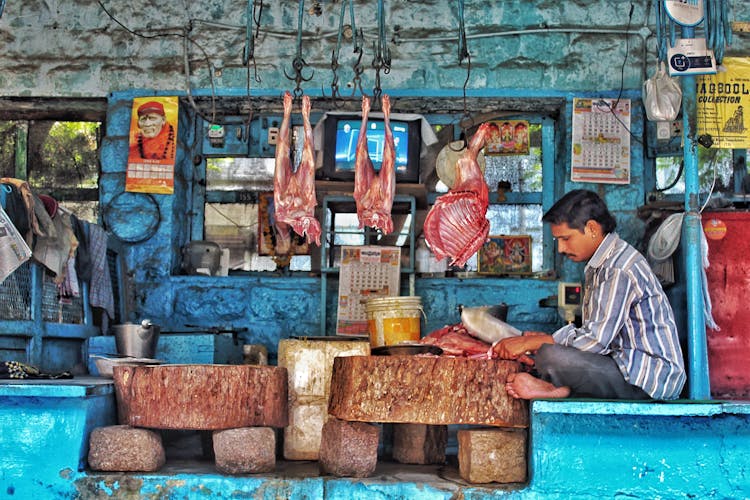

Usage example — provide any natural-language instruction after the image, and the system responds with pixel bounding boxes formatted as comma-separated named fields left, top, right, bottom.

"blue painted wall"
left=97, top=88, right=652, bottom=363
left=2, top=0, right=748, bottom=379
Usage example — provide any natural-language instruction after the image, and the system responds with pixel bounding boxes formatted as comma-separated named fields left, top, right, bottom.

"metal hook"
left=283, top=56, right=314, bottom=98
left=351, top=49, right=365, bottom=97
left=283, top=0, right=313, bottom=98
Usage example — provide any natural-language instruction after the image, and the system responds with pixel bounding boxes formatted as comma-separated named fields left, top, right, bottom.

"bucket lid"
left=365, top=296, right=422, bottom=311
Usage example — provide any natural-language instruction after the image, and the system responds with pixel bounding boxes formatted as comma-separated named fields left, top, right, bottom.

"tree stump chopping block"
left=113, top=364, right=288, bottom=430
left=328, top=356, right=528, bottom=427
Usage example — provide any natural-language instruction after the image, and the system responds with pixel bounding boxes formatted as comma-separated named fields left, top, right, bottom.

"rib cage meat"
left=273, top=91, right=322, bottom=250
left=423, top=122, right=492, bottom=268
left=353, top=95, right=396, bottom=235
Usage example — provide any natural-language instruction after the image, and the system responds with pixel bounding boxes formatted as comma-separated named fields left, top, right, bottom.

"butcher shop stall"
left=1, top=0, right=750, bottom=498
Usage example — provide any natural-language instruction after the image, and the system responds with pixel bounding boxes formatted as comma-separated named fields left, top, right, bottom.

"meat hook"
left=284, top=56, right=314, bottom=99
left=351, top=49, right=366, bottom=97
left=284, top=0, right=314, bottom=98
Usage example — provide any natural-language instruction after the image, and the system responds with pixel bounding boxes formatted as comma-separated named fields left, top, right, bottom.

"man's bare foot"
left=505, top=372, right=571, bottom=400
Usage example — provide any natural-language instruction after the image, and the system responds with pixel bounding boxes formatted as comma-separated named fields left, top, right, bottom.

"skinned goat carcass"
left=353, top=94, right=396, bottom=235
left=423, top=122, right=493, bottom=267
left=273, top=91, right=322, bottom=250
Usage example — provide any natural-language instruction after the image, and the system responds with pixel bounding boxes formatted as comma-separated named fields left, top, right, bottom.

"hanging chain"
left=242, top=0, right=262, bottom=83
left=283, top=0, right=314, bottom=99
left=327, top=0, right=348, bottom=104
left=457, top=0, right=472, bottom=139
left=349, top=0, right=365, bottom=96
left=371, top=0, right=391, bottom=103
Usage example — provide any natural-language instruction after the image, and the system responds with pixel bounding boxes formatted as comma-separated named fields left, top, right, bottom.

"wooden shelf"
left=315, top=180, right=428, bottom=209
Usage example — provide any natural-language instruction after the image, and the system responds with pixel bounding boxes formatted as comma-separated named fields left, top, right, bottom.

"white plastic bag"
left=643, top=62, right=682, bottom=122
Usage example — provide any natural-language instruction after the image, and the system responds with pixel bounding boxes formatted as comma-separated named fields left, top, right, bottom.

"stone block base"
left=392, top=423, right=447, bottom=464
left=213, top=427, right=276, bottom=474
left=88, top=425, right=165, bottom=472
left=319, top=417, right=380, bottom=478
left=457, top=427, right=527, bottom=484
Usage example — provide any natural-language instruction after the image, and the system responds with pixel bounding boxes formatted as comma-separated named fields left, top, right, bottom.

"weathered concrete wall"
left=1, top=1, right=746, bottom=97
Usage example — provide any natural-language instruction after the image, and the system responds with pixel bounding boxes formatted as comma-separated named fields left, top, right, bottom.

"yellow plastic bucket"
left=365, top=296, right=424, bottom=347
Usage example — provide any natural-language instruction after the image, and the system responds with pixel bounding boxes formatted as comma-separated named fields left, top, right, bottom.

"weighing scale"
left=557, top=282, right=582, bottom=324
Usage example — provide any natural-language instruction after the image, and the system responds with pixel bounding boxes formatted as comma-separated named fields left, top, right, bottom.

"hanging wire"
left=242, top=0, right=262, bottom=83
left=239, top=0, right=263, bottom=142
left=451, top=0, right=472, bottom=151
left=655, top=0, right=669, bottom=64
left=704, top=0, right=732, bottom=65
left=324, top=0, right=349, bottom=105
left=283, top=0, right=314, bottom=99
left=97, top=0, right=225, bottom=125
left=347, top=0, right=365, bottom=96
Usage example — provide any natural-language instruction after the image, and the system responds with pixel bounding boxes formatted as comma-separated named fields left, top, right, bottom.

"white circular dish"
left=435, top=140, right=486, bottom=188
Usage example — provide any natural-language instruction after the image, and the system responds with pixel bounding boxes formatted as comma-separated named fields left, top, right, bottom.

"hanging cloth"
left=88, top=223, right=115, bottom=323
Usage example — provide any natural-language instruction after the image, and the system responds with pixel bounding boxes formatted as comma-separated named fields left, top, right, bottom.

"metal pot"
left=112, top=320, right=160, bottom=358
left=181, top=241, right=222, bottom=276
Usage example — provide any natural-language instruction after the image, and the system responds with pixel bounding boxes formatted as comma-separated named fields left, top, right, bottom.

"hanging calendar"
left=336, top=245, right=401, bottom=336
left=571, top=98, right=631, bottom=185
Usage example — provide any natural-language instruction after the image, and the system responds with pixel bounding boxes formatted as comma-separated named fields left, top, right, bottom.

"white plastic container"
left=365, top=296, right=424, bottom=347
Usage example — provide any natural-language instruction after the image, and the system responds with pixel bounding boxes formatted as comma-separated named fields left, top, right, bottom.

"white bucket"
left=365, top=296, right=424, bottom=348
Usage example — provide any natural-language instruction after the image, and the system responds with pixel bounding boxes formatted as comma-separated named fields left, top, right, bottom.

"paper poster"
left=336, top=245, right=401, bottom=336
left=571, top=98, right=631, bottom=185
left=697, top=57, right=750, bottom=149
left=0, top=206, right=32, bottom=284
left=484, top=120, right=530, bottom=155
left=126, top=96, right=179, bottom=194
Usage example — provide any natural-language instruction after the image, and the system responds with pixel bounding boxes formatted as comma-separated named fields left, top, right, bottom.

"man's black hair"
left=542, top=189, right=617, bottom=234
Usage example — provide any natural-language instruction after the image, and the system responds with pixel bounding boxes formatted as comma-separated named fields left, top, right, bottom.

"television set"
left=320, top=114, right=422, bottom=183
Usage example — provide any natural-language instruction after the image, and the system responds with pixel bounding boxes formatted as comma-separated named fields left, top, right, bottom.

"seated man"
left=493, top=189, right=686, bottom=400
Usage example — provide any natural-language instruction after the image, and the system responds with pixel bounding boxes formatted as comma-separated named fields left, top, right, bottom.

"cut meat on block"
left=420, top=323, right=493, bottom=358
left=328, top=356, right=528, bottom=427
left=423, top=122, right=493, bottom=267
left=113, top=364, right=288, bottom=430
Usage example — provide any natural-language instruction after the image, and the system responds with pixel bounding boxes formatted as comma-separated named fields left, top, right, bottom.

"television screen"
left=333, top=119, right=411, bottom=174
left=321, top=114, right=422, bottom=183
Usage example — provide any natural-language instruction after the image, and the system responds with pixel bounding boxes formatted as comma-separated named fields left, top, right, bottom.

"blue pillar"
left=680, top=25, right=710, bottom=399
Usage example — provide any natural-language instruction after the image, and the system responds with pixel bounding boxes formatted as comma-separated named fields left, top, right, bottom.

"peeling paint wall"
left=1, top=2, right=746, bottom=97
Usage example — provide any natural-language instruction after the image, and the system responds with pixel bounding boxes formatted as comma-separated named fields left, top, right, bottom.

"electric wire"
left=97, top=0, right=224, bottom=125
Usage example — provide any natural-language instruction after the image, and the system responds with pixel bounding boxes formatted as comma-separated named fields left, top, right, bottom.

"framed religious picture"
left=126, top=96, right=179, bottom=194
left=258, top=192, right=309, bottom=257
left=477, top=235, right=532, bottom=275
left=483, top=120, right=530, bottom=156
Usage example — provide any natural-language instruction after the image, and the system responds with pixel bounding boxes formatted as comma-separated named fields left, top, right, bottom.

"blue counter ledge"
left=0, top=376, right=115, bottom=397
left=532, top=398, right=750, bottom=416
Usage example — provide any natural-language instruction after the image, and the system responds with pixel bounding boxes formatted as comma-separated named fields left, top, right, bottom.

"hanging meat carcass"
left=423, top=123, right=493, bottom=268
left=273, top=91, right=322, bottom=250
left=353, top=95, right=396, bottom=235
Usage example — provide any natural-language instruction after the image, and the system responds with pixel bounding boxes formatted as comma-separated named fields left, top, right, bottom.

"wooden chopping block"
left=113, top=364, right=288, bottom=430
left=328, top=356, right=528, bottom=427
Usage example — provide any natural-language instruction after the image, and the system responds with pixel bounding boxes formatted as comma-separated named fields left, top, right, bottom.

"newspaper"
left=0, top=205, right=32, bottom=284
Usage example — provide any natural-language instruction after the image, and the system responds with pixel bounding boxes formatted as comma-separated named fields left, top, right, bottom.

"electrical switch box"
left=268, top=127, right=279, bottom=145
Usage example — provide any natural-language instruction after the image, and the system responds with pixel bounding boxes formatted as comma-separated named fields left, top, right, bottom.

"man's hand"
left=492, top=333, right=554, bottom=365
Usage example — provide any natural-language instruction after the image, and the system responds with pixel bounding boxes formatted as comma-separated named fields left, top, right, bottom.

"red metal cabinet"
left=704, top=211, right=750, bottom=400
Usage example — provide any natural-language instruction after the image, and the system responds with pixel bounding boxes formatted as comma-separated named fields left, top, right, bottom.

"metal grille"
left=483, top=154, right=542, bottom=193
left=0, top=261, right=32, bottom=320
left=41, top=269, right=84, bottom=324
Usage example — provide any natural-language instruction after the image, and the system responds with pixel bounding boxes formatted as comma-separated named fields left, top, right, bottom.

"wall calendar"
left=336, top=245, right=401, bottom=336
left=571, top=98, right=631, bottom=185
